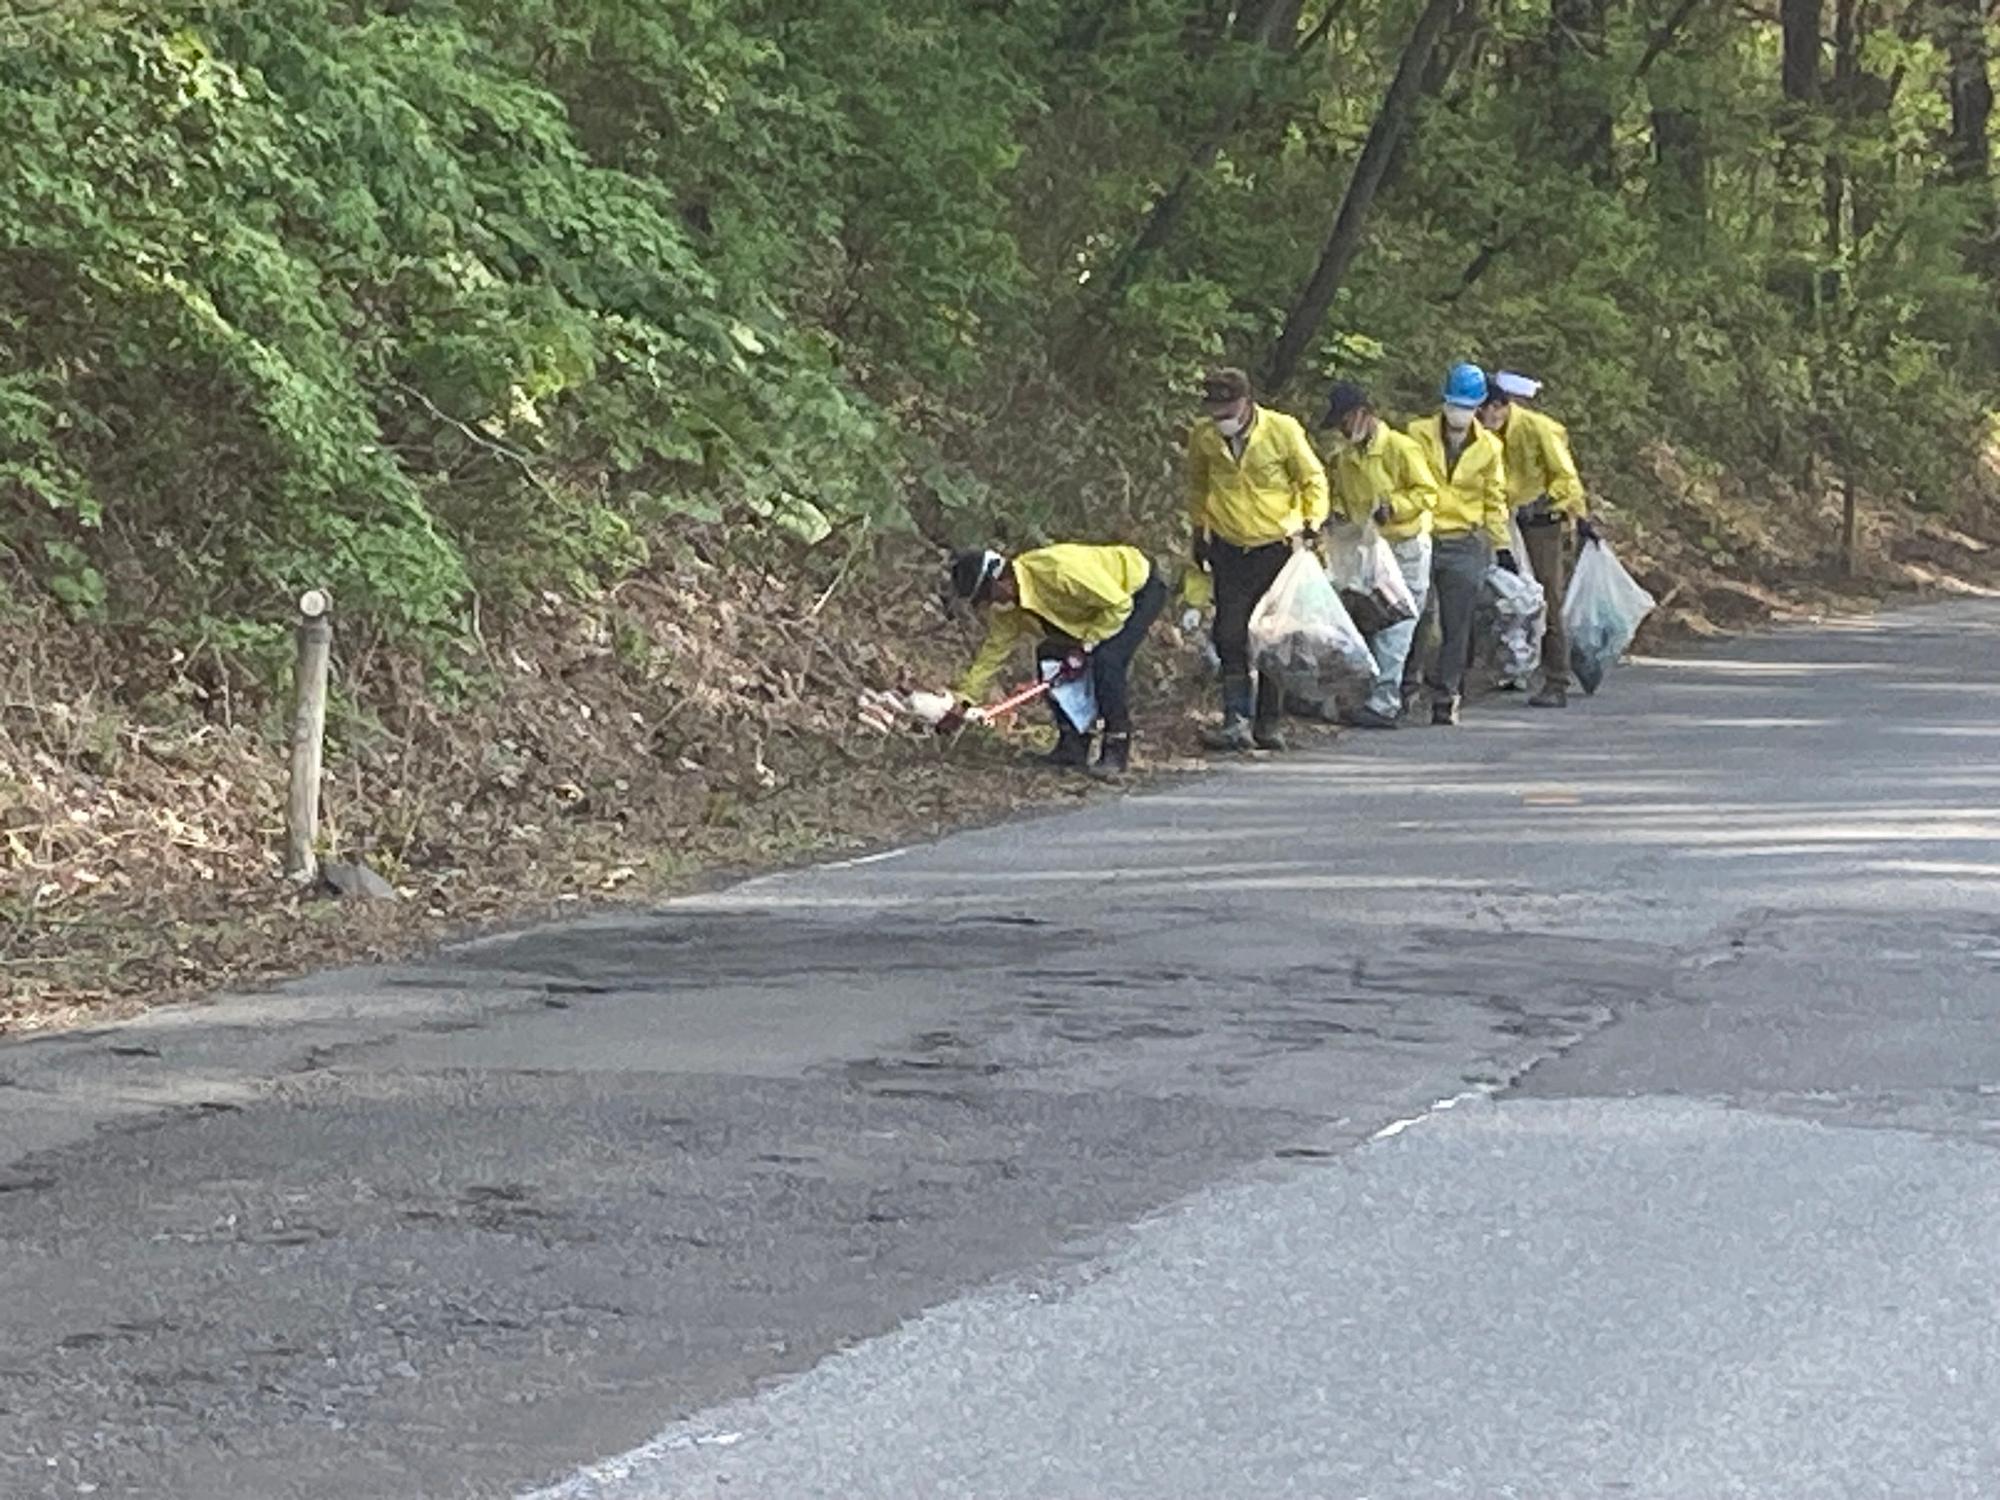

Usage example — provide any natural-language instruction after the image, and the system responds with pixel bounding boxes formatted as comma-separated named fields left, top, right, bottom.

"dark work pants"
left=1209, top=537, right=1291, bottom=725
left=1424, top=531, right=1493, bottom=704
left=1519, top=507, right=1571, bottom=691
left=1037, top=572, right=1167, bottom=737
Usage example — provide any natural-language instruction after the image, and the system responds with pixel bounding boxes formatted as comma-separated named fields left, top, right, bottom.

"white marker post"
left=286, top=589, right=333, bottom=883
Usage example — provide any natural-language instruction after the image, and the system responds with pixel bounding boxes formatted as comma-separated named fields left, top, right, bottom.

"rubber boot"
left=1040, top=725, right=1093, bottom=769
left=1201, top=675, right=1256, bottom=752
left=1252, top=672, right=1287, bottom=752
left=1089, top=733, right=1132, bottom=781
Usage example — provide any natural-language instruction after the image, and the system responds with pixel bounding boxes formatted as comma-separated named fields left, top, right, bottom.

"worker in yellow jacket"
left=1322, top=380, right=1438, bottom=729
left=1185, top=366, right=1330, bottom=753
left=1405, top=362, right=1512, bottom=726
left=1479, top=369, right=1595, bottom=708
left=943, top=542, right=1166, bottom=776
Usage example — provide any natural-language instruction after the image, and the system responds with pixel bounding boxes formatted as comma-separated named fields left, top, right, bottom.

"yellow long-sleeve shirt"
left=1328, top=424, right=1439, bottom=543
left=1186, top=408, right=1330, bottom=549
left=1494, top=405, right=1587, bottom=519
left=1406, top=416, right=1511, bottom=548
left=955, top=544, right=1152, bottom=702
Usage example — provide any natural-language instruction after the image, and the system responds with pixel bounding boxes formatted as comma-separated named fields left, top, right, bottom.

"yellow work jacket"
left=1328, top=424, right=1438, bottom=544
left=1406, top=416, right=1511, bottom=547
left=1494, top=406, right=1587, bottom=519
left=1186, top=408, right=1330, bottom=549
left=955, top=544, right=1152, bottom=701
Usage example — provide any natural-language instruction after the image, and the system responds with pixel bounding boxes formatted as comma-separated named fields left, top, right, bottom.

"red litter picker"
left=969, top=675, right=1053, bottom=723
left=854, top=650, right=1089, bottom=737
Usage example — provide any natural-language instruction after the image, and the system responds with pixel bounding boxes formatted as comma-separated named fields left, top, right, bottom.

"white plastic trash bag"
left=1325, top=523, right=1418, bottom=638
left=1563, top=538, right=1655, bottom=695
left=1249, top=549, right=1376, bottom=699
left=1482, top=560, right=1546, bottom=684
left=1041, top=654, right=1098, bottom=733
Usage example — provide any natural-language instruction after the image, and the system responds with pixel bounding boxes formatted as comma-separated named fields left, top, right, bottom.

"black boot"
left=1252, top=672, right=1288, bottom=751
left=1040, top=726, right=1092, bottom=769
left=1089, top=733, right=1132, bottom=780
left=1201, top=674, right=1257, bottom=752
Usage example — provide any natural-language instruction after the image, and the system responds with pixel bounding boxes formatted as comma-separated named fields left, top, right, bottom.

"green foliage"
left=1, top=0, right=1994, bottom=674
left=0, top=0, right=902, bottom=657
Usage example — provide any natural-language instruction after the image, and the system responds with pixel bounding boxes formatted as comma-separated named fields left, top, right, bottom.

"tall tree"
left=1936, top=0, right=1996, bottom=262
left=1940, top=0, right=1995, bottom=185
left=1076, top=0, right=1332, bottom=325
left=1450, top=0, right=1706, bottom=298
left=1263, top=0, right=1469, bottom=390
left=1820, top=0, right=1857, bottom=302
left=1547, top=0, right=1613, bottom=185
left=1650, top=72, right=1707, bottom=244
left=1780, top=0, right=1821, bottom=106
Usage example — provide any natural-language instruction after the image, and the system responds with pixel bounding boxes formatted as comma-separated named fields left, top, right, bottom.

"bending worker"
left=943, top=542, right=1166, bottom=777
left=1321, top=380, right=1439, bottom=729
left=1186, top=366, right=1330, bottom=753
left=1479, top=369, right=1596, bottom=707
left=1405, top=362, right=1511, bottom=727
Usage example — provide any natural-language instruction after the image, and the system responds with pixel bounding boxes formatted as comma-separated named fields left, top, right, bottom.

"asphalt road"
left=6, top=601, right=2000, bottom=1498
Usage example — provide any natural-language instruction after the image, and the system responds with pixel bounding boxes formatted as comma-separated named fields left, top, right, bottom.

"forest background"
left=4, top=0, right=1997, bottom=1025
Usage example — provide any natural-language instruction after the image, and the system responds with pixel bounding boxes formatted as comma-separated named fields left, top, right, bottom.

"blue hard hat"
left=1441, top=361, right=1489, bottom=408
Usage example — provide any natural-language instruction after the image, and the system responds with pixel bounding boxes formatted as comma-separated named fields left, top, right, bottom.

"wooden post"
left=286, top=589, right=333, bottom=883
left=1839, top=469, right=1860, bottom=578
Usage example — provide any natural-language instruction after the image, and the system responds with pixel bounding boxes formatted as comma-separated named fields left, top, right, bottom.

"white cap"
left=1494, top=371, right=1541, bottom=400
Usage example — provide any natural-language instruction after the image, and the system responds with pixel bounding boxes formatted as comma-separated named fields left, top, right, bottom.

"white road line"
left=524, top=1430, right=743, bottom=1499
left=1369, top=1086, right=1493, bottom=1143
left=827, top=846, right=913, bottom=869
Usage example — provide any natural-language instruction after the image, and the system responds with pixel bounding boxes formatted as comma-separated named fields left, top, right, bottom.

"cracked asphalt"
left=7, top=601, right=2000, bottom=1498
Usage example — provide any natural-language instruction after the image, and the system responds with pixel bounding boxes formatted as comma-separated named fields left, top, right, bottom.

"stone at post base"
left=318, top=859, right=399, bottom=902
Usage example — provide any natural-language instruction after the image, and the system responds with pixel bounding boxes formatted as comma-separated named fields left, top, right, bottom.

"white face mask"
left=1442, top=406, right=1474, bottom=434
left=1214, top=412, right=1248, bottom=439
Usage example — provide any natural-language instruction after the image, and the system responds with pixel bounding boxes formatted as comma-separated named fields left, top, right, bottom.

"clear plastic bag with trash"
left=1563, top=537, right=1655, bottom=694
left=1481, top=556, right=1546, bottom=685
left=1248, top=549, right=1376, bottom=699
left=1324, top=523, right=1418, bottom=638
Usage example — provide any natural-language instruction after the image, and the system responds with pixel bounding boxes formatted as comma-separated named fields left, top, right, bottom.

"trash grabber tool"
left=969, top=677, right=1053, bottom=724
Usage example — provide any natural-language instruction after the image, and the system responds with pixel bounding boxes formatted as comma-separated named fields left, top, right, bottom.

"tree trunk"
left=1781, top=0, right=1821, bottom=105
left=1087, top=110, right=1258, bottom=311
left=1263, top=0, right=1470, bottom=391
left=1819, top=0, right=1855, bottom=306
left=1383, top=0, right=1487, bottom=188
left=1941, top=0, right=1995, bottom=186
left=1839, top=467, right=1859, bottom=577
left=1183, top=0, right=1237, bottom=60
left=1548, top=0, right=1613, bottom=185
left=1936, top=0, right=1997, bottom=266
left=1079, top=0, right=1342, bottom=324
left=1651, top=103, right=1707, bottom=243
left=1450, top=0, right=1704, bottom=299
